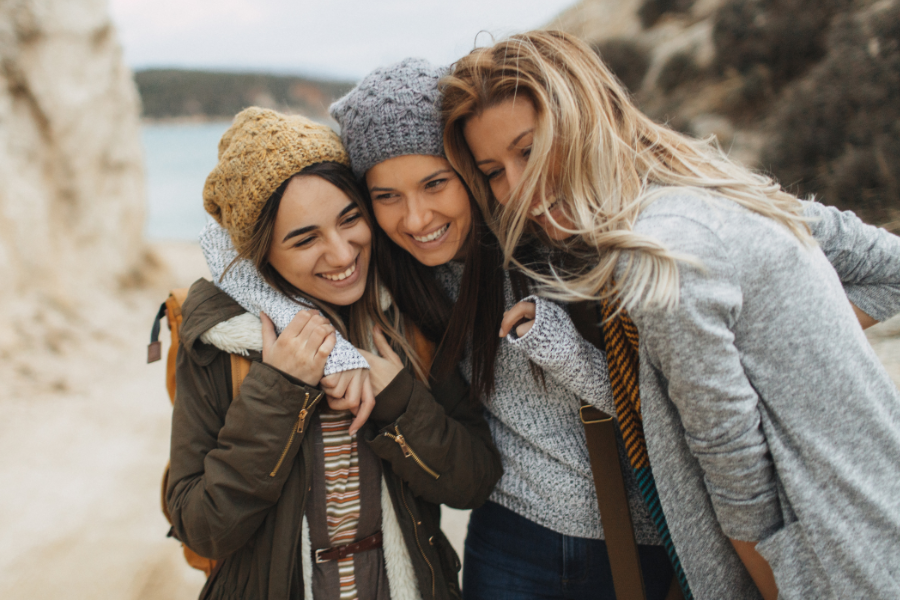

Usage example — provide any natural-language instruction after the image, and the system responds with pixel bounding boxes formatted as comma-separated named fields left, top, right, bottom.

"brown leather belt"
left=315, top=531, right=383, bottom=563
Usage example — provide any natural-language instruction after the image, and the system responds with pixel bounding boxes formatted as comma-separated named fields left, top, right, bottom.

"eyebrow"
left=476, top=129, right=533, bottom=166
left=419, top=168, right=454, bottom=183
left=281, top=202, right=357, bottom=243
left=369, top=169, right=454, bottom=193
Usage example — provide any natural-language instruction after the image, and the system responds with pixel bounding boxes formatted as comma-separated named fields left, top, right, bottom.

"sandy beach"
left=0, top=240, right=895, bottom=599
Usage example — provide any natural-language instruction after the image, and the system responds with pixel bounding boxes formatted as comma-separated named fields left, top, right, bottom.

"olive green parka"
left=166, top=279, right=502, bottom=599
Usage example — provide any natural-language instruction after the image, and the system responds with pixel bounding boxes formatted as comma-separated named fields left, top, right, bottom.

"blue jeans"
left=462, top=502, right=674, bottom=600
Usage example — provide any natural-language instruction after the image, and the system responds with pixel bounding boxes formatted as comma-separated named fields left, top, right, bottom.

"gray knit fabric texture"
left=329, top=58, right=446, bottom=179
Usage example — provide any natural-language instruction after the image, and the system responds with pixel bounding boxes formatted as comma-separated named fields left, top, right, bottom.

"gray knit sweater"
left=434, top=262, right=660, bottom=543
left=624, top=191, right=900, bottom=599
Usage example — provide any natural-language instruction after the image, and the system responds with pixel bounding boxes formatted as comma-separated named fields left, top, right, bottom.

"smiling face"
left=266, top=175, right=372, bottom=306
left=463, top=97, right=575, bottom=241
left=365, top=154, right=472, bottom=266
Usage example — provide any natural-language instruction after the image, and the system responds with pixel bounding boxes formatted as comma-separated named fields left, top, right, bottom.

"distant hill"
left=134, top=69, right=356, bottom=122
left=552, top=0, right=900, bottom=229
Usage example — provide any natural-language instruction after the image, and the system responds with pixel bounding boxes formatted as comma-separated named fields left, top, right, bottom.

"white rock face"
left=0, top=0, right=145, bottom=351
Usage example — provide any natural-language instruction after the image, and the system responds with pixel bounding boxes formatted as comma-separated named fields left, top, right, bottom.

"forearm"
left=508, top=296, right=616, bottom=414
left=198, top=221, right=368, bottom=375
left=366, top=369, right=502, bottom=508
left=804, top=200, right=900, bottom=321
left=731, top=539, right=778, bottom=600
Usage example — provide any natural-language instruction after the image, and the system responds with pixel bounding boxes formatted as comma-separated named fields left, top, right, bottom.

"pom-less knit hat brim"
left=330, top=58, right=447, bottom=179
left=203, top=107, right=349, bottom=254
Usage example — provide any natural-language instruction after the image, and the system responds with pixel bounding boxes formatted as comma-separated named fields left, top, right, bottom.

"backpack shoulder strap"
left=164, top=288, right=189, bottom=404
left=229, top=354, right=252, bottom=399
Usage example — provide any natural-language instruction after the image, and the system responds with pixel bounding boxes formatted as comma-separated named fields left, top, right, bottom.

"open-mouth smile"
left=530, top=199, right=559, bottom=218
left=318, top=255, right=359, bottom=282
left=411, top=223, right=450, bottom=243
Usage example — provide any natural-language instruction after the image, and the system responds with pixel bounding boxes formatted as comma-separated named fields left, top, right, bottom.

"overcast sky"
left=109, top=0, right=580, bottom=81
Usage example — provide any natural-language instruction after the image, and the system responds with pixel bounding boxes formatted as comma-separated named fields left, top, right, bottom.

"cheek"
left=373, top=205, right=404, bottom=244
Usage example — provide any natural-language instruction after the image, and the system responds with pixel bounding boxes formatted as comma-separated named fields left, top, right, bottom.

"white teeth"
left=530, top=200, right=558, bottom=218
left=320, top=261, right=356, bottom=281
left=412, top=223, right=449, bottom=243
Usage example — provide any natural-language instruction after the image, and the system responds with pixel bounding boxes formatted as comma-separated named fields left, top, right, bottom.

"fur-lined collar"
left=199, top=312, right=262, bottom=355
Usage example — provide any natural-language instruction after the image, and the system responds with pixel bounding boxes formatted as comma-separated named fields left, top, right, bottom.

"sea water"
left=142, top=121, right=231, bottom=241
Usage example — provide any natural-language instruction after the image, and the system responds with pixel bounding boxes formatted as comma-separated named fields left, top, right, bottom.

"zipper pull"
left=296, top=408, right=308, bottom=433
left=393, top=433, right=413, bottom=458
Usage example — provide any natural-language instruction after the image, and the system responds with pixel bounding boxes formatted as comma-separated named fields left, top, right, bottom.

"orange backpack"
left=149, top=288, right=250, bottom=577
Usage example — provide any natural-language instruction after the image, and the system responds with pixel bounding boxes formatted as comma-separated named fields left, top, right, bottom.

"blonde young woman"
left=442, top=31, right=900, bottom=600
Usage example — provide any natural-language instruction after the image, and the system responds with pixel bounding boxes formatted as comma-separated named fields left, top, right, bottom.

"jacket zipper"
left=270, top=392, right=320, bottom=477
left=399, top=479, right=435, bottom=599
left=383, top=425, right=440, bottom=479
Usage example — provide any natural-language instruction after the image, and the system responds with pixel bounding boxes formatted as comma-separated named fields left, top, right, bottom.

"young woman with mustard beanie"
left=167, top=107, right=501, bottom=600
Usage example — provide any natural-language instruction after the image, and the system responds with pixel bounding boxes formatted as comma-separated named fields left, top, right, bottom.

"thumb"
left=261, top=312, right=276, bottom=351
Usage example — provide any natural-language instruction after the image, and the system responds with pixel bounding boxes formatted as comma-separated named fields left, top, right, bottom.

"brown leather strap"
left=230, top=354, right=252, bottom=400
left=570, top=301, right=647, bottom=600
left=315, top=531, right=383, bottom=563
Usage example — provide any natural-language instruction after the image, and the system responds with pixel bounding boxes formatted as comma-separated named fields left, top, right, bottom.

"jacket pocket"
left=756, top=520, right=833, bottom=600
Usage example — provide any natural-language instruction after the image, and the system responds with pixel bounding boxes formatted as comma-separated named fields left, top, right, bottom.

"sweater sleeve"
left=631, top=214, right=783, bottom=542
left=198, top=221, right=369, bottom=375
left=506, top=296, right=616, bottom=415
left=803, top=200, right=900, bottom=322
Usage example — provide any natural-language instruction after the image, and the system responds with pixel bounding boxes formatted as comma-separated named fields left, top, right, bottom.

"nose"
left=494, top=162, right=523, bottom=206
left=404, top=193, right=433, bottom=232
left=325, top=232, right=356, bottom=268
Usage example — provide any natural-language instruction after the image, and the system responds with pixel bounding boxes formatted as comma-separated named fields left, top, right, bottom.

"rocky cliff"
left=550, top=0, right=899, bottom=227
left=0, top=0, right=146, bottom=355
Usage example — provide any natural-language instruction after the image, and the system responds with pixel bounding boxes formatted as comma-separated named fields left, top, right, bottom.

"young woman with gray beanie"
left=198, top=57, right=895, bottom=599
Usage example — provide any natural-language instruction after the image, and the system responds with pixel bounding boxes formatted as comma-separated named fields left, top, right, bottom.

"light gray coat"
left=625, top=192, right=900, bottom=599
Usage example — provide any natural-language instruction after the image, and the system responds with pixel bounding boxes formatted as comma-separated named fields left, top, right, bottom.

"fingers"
left=499, top=301, right=536, bottom=337
left=326, top=395, right=358, bottom=412
left=344, top=371, right=363, bottom=415
left=322, top=370, right=350, bottom=400
left=261, top=312, right=276, bottom=352
left=349, top=373, right=375, bottom=436
left=282, top=309, right=316, bottom=338
left=315, top=332, right=337, bottom=368
left=372, top=326, right=403, bottom=368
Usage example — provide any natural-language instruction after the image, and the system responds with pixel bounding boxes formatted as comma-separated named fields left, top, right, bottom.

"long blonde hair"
left=441, top=30, right=812, bottom=310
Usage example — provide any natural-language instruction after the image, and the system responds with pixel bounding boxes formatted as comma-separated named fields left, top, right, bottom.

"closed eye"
left=371, top=191, right=399, bottom=202
left=342, top=211, right=362, bottom=227
left=484, top=168, right=503, bottom=181
left=424, top=178, right=448, bottom=191
left=292, top=235, right=316, bottom=249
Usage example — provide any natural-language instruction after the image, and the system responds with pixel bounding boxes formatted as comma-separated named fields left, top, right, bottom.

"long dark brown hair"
left=237, top=161, right=428, bottom=381
left=367, top=177, right=536, bottom=401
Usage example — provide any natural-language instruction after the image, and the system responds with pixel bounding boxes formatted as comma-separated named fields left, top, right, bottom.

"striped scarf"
left=600, top=299, right=694, bottom=599
left=320, top=410, right=361, bottom=600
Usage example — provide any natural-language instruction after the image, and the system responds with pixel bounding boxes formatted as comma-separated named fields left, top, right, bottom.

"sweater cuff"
left=712, top=491, right=784, bottom=542
left=845, top=285, right=900, bottom=323
left=369, top=369, right=414, bottom=425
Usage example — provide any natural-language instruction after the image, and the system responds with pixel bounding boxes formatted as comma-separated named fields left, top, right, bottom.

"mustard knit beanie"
left=203, top=107, right=350, bottom=254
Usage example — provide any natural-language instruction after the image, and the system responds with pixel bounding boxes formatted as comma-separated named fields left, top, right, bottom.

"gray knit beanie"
left=330, top=58, right=446, bottom=179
